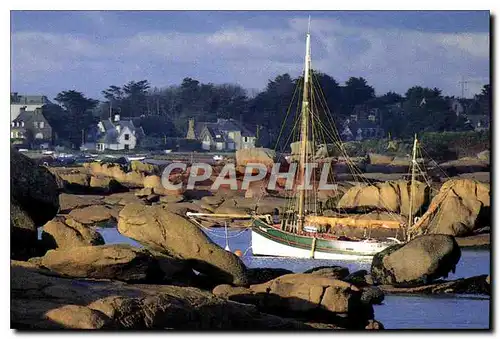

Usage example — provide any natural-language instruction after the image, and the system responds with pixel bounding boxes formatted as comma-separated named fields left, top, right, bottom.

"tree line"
left=40, top=73, right=491, bottom=148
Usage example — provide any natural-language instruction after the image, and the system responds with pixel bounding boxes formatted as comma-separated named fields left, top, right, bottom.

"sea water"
left=60, top=227, right=493, bottom=329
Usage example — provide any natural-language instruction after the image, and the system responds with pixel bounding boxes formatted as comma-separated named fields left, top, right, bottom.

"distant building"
left=186, top=118, right=257, bottom=151
left=95, top=115, right=145, bottom=151
left=341, top=105, right=384, bottom=141
left=10, top=92, right=51, bottom=121
left=464, top=115, right=490, bottom=132
left=10, top=107, right=53, bottom=149
left=450, top=99, right=465, bottom=117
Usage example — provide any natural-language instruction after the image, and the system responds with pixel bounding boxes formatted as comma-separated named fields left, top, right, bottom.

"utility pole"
left=458, top=76, right=483, bottom=99
left=458, top=76, right=469, bottom=99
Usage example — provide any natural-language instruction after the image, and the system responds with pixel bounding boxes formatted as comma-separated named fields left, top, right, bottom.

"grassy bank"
left=343, top=131, right=490, bottom=160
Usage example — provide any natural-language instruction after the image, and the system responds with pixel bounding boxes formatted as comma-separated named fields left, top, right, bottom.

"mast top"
left=307, top=15, right=311, bottom=34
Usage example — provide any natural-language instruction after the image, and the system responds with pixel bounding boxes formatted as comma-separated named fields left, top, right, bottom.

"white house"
left=95, top=115, right=145, bottom=151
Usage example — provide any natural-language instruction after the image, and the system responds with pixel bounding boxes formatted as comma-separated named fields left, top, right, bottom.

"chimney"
left=114, top=114, right=120, bottom=122
left=186, top=118, right=196, bottom=139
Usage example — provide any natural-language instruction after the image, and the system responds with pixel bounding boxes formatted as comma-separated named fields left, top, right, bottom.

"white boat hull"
left=127, top=156, right=146, bottom=161
left=251, top=229, right=390, bottom=261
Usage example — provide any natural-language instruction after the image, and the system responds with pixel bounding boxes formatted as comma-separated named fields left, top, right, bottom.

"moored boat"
left=186, top=17, right=427, bottom=260
left=248, top=18, right=419, bottom=259
left=251, top=218, right=399, bottom=260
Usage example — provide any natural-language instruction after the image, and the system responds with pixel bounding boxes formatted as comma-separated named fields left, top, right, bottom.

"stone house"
left=11, top=107, right=53, bottom=149
left=10, top=93, right=51, bottom=121
left=186, top=118, right=257, bottom=151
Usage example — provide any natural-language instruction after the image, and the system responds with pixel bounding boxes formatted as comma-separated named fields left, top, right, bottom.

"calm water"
left=52, top=227, right=492, bottom=329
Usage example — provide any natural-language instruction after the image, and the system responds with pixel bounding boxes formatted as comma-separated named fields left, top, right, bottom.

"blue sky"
left=11, top=10, right=490, bottom=101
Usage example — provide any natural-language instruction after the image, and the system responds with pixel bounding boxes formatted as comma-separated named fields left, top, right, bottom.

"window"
left=124, top=134, right=130, bottom=141
left=39, top=121, right=44, bottom=128
left=11, top=122, right=14, bottom=127
left=368, top=115, right=376, bottom=122
left=124, top=144, right=129, bottom=150
left=21, top=121, right=24, bottom=127
left=33, top=121, right=38, bottom=128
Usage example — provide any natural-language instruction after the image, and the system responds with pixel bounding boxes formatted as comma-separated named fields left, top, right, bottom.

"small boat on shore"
left=126, top=156, right=146, bottom=161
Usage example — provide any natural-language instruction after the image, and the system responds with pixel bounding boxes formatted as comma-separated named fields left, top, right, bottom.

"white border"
left=2, top=3, right=496, bottom=338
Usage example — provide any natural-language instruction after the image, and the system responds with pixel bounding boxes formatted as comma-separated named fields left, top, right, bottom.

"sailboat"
left=187, top=18, right=425, bottom=260
left=249, top=20, right=421, bottom=260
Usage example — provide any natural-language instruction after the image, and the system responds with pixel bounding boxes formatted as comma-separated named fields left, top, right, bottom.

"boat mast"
left=297, top=17, right=312, bottom=232
left=407, top=133, right=418, bottom=241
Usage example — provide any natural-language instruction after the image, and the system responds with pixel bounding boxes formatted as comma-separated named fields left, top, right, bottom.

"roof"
left=97, top=129, right=119, bottom=143
left=194, top=122, right=206, bottom=139
left=99, top=118, right=141, bottom=131
left=199, top=125, right=225, bottom=142
left=100, top=120, right=115, bottom=131
left=97, top=118, right=144, bottom=144
left=193, top=118, right=256, bottom=139
left=13, top=110, right=35, bottom=123
left=11, top=94, right=50, bottom=105
left=12, top=108, right=50, bottom=126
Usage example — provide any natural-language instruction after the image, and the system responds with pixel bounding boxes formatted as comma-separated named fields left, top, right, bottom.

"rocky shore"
left=10, top=148, right=490, bottom=330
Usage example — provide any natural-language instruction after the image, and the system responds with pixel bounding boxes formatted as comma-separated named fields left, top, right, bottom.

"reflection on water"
left=40, top=226, right=490, bottom=329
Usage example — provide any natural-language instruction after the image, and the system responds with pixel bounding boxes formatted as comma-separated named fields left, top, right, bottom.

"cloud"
left=10, top=15, right=489, bottom=100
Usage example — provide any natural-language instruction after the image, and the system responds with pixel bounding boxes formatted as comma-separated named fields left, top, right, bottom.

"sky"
left=10, top=10, right=490, bottom=102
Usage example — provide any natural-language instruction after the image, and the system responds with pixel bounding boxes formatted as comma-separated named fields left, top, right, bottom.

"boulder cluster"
left=11, top=149, right=387, bottom=330
left=10, top=148, right=490, bottom=330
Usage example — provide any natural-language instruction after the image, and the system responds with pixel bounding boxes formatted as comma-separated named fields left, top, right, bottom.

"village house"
left=464, top=115, right=490, bottom=132
left=450, top=98, right=465, bottom=117
left=340, top=105, right=384, bottom=141
left=10, top=92, right=51, bottom=121
left=11, top=107, right=53, bottom=149
left=186, top=118, right=257, bottom=151
left=95, top=115, right=145, bottom=151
